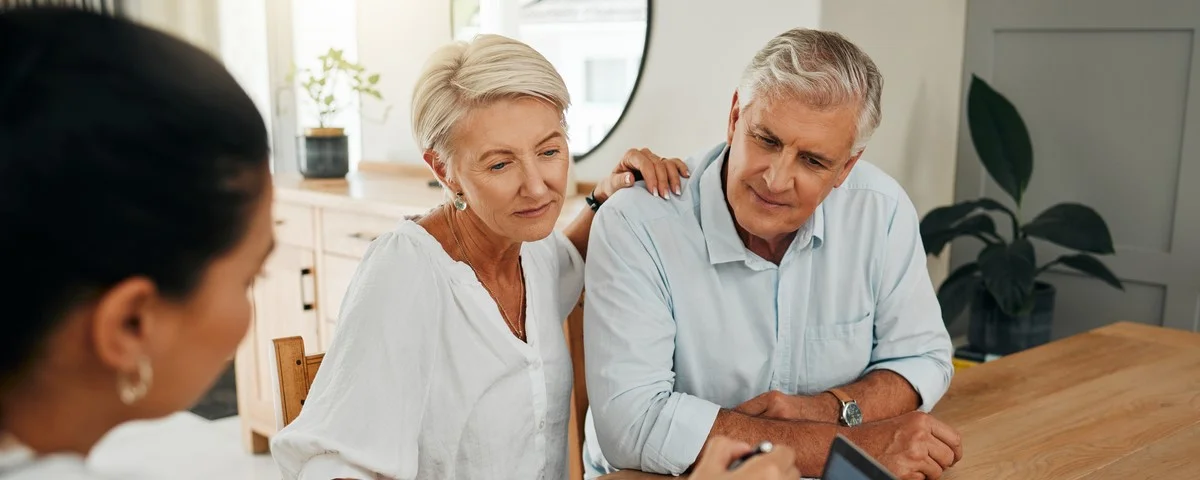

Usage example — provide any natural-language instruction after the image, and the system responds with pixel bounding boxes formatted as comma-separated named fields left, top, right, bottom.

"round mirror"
left=450, top=0, right=651, bottom=161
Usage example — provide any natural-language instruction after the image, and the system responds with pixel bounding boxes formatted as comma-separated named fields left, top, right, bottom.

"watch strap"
left=584, top=188, right=602, bottom=212
left=828, top=387, right=853, bottom=405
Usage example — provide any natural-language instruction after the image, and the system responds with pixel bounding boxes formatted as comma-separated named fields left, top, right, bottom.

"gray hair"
left=736, top=28, right=883, bottom=153
left=411, top=34, right=570, bottom=172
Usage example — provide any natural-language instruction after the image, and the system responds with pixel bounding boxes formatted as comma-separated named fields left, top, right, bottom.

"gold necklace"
left=445, top=207, right=527, bottom=342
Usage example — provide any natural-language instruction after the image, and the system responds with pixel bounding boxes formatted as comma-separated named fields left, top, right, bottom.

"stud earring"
left=452, top=192, right=468, bottom=211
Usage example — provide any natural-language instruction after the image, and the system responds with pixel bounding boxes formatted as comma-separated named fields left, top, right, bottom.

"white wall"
left=123, top=0, right=221, bottom=56
left=820, top=0, right=968, bottom=284
left=356, top=0, right=452, bottom=163
left=574, top=0, right=823, bottom=179
left=215, top=0, right=274, bottom=150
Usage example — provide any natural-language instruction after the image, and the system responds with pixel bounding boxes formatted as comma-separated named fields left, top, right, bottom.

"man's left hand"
left=734, top=390, right=840, bottom=424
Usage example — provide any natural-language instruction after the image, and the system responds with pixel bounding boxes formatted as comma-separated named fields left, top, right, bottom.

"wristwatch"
left=585, top=188, right=603, bottom=212
left=828, top=388, right=863, bottom=427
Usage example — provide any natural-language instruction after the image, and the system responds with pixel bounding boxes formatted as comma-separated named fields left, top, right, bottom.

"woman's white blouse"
left=271, top=220, right=585, bottom=480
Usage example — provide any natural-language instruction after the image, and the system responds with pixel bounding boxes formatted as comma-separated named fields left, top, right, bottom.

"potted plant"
left=921, top=75, right=1124, bottom=355
left=293, top=48, right=384, bottom=179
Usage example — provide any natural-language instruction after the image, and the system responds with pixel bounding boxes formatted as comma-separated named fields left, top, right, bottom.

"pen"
left=728, top=441, right=774, bottom=471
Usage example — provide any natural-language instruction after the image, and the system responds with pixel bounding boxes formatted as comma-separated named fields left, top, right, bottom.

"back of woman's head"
left=0, top=8, right=269, bottom=391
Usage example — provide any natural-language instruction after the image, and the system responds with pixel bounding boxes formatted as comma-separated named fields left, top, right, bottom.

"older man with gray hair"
left=583, top=28, right=963, bottom=479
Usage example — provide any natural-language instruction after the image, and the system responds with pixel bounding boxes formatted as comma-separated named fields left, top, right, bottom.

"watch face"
left=844, top=403, right=863, bottom=426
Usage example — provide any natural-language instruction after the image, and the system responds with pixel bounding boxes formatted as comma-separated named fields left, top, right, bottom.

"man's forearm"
left=707, top=409, right=842, bottom=477
left=835, top=369, right=921, bottom=423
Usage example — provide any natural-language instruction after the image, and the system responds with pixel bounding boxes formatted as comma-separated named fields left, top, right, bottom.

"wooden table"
left=935, top=321, right=1200, bottom=479
left=600, top=322, right=1200, bottom=479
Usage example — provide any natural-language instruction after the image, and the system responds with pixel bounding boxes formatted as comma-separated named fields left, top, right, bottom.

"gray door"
left=950, top=0, right=1200, bottom=337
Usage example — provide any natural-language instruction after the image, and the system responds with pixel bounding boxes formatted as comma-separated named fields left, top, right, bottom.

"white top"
left=0, top=442, right=97, bottom=480
left=271, top=220, right=585, bottom=480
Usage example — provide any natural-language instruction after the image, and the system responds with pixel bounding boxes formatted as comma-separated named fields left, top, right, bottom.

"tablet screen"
left=821, top=435, right=897, bottom=480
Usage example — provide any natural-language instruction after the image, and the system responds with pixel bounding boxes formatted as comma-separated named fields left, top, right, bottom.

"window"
left=585, top=58, right=630, bottom=104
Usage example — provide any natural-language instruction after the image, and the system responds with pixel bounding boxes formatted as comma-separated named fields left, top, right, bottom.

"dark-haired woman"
left=0, top=7, right=274, bottom=479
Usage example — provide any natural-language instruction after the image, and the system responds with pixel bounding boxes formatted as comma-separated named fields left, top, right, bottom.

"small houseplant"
left=292, top=48, right=384, bottom=179
left=921, top=75, right=1124, bottom=354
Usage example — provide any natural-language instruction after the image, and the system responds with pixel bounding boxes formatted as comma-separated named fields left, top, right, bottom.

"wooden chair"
left=564, top=293, right=589, bottom=480
left=272, top=336, right=324, bottom=428
left=270, top=293, right=589, bottom=478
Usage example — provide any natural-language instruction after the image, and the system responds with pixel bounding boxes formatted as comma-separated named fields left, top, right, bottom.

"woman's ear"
left=423, top=149, right=457, bottom=192
left=90, top=277, right=158, bottom=373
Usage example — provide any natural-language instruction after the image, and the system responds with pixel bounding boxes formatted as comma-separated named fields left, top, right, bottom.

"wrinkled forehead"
left=449, top=96, right=567, bottom=159
left=745, top=94, right=861, bottom=155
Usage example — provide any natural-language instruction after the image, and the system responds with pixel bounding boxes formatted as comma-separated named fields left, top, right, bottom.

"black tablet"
left=821, top=434, right=898, bottom=480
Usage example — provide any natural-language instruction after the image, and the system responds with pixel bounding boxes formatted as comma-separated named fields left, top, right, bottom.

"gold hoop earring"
left=118, top=356, right=153, bottom=405
left=452, top=192, right=468, bottom=211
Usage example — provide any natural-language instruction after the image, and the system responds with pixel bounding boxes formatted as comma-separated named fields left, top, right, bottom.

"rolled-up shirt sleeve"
left=583, top=205, right=720, bottom=475
left=865, top=193, right=955, bottom=412
left=270, top=232, right=441, bottom=479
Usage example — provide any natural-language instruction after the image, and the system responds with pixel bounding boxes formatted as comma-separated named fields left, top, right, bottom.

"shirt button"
left=539, top=421, right=545, bottom=430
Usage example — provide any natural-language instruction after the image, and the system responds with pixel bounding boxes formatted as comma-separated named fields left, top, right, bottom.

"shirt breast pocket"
left=803, top=312, right=874, bottom=393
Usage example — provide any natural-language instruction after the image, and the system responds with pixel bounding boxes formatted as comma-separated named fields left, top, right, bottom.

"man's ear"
left=835, top=149, right=864, bottom=188
left=90, top=277, right=158, bottom=373
left=423, top=149, right=456, bottom=192
left=726, top=91, right=741, bottom=146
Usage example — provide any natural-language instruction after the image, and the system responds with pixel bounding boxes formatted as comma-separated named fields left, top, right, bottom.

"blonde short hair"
left=411, top=34, right=570, bottom=168
left=737, top=28, right=883, bottom=153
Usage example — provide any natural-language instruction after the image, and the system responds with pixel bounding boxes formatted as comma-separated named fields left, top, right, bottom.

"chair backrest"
left=564, top=292, right=588, bottom=480
left=273, top=336, right=325, bottom=428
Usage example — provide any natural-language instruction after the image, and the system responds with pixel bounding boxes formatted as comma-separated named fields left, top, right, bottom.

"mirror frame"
left=571, top=0, right=653, bottom=163
left=447, top=0, right=654, bottom=163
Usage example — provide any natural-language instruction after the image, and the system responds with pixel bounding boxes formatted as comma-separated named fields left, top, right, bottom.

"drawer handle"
left=299, top=267, right=314, bottom=311
left=274, top=219, right=286, bottom=226
left=348, top=232, right=380, bottom=242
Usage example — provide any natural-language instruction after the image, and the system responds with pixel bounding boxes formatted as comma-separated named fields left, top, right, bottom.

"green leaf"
left=978, top=238, right=1036, bottom=316
left=323, top=95, right=335, bottom=106
left=1048, top=254, right=1124, bottom=291
left=937, top=262, right=981, bottom=325
left=368, top=73, right=380, bottom=84
left=921, top=201, right=984, bottom=236
left=1023, top=202, right=1115, bottom=254
left=923, top=214, right=999, bottom=256
left=921, top=198, right=1019, bottom=245
left=967, top=75, right=1033, bottom=205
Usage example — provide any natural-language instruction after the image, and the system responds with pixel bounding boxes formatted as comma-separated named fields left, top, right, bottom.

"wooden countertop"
left=273, top=169, right=587, bottom=224
left=600, top=322, right=1200, bottom=479
left=935, top=321, right=1200, bottom=479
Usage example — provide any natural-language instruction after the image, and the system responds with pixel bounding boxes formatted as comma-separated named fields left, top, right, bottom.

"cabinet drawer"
left=321, top=209, right=401, bottom=258
left=273, top=202, right=315, bottom=248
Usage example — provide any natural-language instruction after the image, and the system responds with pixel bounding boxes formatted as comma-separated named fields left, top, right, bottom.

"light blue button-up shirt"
left=582, top=143, right=954, bottom=476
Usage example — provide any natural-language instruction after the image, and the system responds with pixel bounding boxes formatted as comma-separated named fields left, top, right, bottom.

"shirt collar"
left=697, top=144, right=825, bottom=266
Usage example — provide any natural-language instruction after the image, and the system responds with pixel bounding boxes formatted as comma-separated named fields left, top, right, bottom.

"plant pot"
left=968, top=281, right=1056, bottom=355
left=297, top=127, right=349, bottom=179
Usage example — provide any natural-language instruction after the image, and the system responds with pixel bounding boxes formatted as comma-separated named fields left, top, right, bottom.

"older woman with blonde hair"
left=268, top=33, right=681, bottom=479
left=269, top=34, right=800, bottom=480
